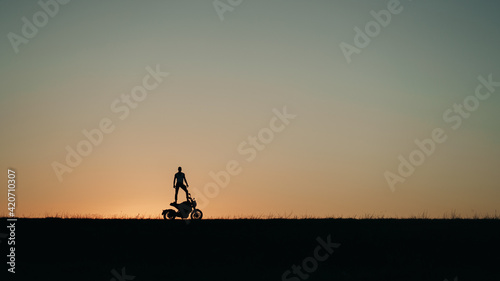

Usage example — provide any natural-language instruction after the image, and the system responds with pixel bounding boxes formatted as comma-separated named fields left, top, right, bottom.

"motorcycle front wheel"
left=190, top=209, right=203, bottom=220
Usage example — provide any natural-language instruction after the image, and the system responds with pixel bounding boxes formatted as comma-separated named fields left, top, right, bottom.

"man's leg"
left=174, top=186, right=179, bottom=203
left=181, top=186, right=189, bottom=201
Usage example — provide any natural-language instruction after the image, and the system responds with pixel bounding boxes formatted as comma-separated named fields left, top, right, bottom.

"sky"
left=1, top=0, right=499, bottom=218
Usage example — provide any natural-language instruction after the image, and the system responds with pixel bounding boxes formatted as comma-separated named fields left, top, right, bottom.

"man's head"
left=178, top=167, right=182, bottom=172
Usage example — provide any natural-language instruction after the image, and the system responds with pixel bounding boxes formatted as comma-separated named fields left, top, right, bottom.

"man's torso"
left=175, top=172, right=185, bottom=183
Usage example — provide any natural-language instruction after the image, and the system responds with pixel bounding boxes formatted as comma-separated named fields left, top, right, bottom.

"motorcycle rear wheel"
left=163, top=209, right=176, bottom=220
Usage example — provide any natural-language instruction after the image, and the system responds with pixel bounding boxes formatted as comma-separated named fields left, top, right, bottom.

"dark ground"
left=2, top=218, right=500, bottom=281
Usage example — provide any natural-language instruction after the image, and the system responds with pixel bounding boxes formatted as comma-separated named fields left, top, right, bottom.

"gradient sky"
left=1, top=0, right=499, bottom=218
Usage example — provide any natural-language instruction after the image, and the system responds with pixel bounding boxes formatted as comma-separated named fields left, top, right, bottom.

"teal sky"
left=1, top=0, right=499, bottom=218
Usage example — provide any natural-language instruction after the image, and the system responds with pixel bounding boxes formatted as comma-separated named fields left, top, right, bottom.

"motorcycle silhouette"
left=162, top=193, right=203, bottom=220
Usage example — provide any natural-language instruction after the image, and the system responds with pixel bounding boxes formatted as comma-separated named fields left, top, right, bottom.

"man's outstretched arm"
left=184, top=177, right=189, bottom=187
left=173, top=176, right=176, bottom=188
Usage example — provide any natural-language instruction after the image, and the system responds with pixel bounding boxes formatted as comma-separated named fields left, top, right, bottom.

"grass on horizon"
left=1, top=210, right=499, bottom=220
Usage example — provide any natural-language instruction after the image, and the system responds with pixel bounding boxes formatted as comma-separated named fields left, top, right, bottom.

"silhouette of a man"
left=173, top=166, right=189, bottom=204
